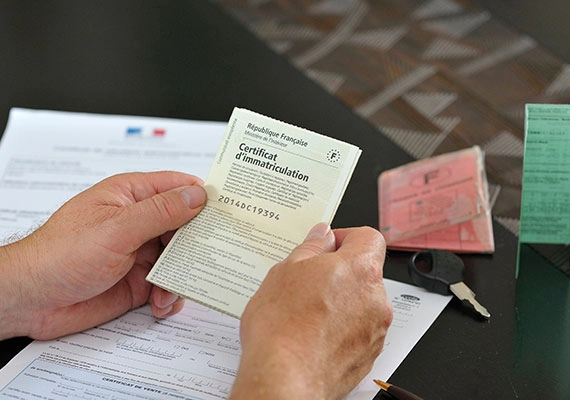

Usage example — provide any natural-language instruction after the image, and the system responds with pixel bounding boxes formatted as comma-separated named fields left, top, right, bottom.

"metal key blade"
left=449, top=282, right=491, bottom=320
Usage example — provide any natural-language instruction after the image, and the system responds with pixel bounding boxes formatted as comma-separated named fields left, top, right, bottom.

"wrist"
left=0, top=238, right=38, bottom=339
left=229, top=338, right=327, bottom=400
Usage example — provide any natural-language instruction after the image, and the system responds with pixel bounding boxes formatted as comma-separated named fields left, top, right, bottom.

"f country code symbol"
left=327, top=149, right=341, bottom=163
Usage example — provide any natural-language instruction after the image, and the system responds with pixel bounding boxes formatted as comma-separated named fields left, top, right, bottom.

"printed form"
left=147, top=108, right=362, bottom=318
left=0, top=108, right=225, bottom=240
left=0, top=281, right=450, bottom=400
left=0, top=108, right=451, bottom=400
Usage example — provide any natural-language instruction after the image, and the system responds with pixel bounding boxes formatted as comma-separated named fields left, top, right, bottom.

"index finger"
left=334, top=226, right=386, bottom=253
left=333, top=226, right=387, bottom=277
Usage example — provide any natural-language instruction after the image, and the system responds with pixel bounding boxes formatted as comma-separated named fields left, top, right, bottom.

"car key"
left=408, top=249, right=491, bottom=320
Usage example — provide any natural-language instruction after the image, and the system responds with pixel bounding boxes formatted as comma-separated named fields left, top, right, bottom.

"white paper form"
left=347, top=280, right=451, bottom=400
left=0, top=108, right=225, bottom=240
left=0, top=303, right=241, bottom=399
left=0, top=280, right=450, bottom=400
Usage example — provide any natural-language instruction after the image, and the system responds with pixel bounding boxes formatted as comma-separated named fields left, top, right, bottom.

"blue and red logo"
left=126, top=127, right=166, bottom=137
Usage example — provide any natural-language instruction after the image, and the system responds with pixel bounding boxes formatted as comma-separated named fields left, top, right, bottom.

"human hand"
left=230, top=224, right=393, bottom=400
left=0, top=171, right=206, bottom=340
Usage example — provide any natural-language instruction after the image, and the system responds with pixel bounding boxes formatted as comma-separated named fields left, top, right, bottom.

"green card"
left=519, top=104, right=570, bottom=277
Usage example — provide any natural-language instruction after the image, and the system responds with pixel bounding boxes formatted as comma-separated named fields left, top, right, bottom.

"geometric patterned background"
left=216, top=0, right=570, bottom=243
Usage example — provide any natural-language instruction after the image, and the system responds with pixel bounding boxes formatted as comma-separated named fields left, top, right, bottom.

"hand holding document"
left=0, top=108, right=452, bottom=400
left=378, top=146, right=494, bottom=253
left=147, top=108, right=362, bottom=317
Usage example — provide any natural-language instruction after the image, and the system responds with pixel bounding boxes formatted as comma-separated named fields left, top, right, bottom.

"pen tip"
left=373, top=379, right=390, bottom=390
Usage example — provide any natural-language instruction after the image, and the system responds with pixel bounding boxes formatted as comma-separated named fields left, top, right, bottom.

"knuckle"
left=298, top=240, right=327, bottom=255
left=149, top=193, right=178, bottom=221
left=382, top=298, right=394, bottom=328
left=360, top=225, right=386, bottom=245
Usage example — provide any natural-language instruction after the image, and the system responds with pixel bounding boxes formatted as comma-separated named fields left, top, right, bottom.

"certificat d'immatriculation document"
left=147, top=108, right=362, bottom=318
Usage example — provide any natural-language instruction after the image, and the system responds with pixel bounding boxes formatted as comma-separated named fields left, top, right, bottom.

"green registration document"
left=519, top=104, right=570, bottom=277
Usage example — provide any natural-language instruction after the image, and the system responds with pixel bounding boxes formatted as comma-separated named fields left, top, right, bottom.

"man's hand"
left=230, top=223, right=393, bottom=400
left=0, top=171, right=206, bottom=340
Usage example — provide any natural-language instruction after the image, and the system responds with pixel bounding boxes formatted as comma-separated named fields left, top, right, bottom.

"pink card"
left=378, top=146, right=494, bottom=253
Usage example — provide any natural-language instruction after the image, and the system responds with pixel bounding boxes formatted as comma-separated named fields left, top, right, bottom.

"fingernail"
left=305, top=223, right=331, bottom=240
left=180, top=186, right=206, bottom=208
left=160, top=291, right=179, bottom=308
left=157, top=305, right=173, bottom=318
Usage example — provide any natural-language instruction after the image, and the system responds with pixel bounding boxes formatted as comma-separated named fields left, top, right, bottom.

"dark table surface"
left=0, top=1, right=568, bottom=399
left=475, top=0, right=570, bottom=62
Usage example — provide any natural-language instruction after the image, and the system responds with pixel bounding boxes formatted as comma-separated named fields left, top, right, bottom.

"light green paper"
left=520, top=104, right=570, bottom=244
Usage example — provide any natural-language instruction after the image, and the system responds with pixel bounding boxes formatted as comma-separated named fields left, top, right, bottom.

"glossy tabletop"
left=0, top=2, right=568, bottom=399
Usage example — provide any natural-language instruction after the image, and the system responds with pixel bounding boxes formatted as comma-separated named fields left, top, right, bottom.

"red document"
left=378, top=146, right=494, bottom=253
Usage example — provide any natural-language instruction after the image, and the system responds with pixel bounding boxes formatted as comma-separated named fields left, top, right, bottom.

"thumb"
left=286, top=223, right=336, bottom=263
left=117, top=185, right=207, bottom=249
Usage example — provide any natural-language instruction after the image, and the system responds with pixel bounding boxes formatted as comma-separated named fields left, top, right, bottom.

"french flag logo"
left=126, top=127, right=166, bottom=137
